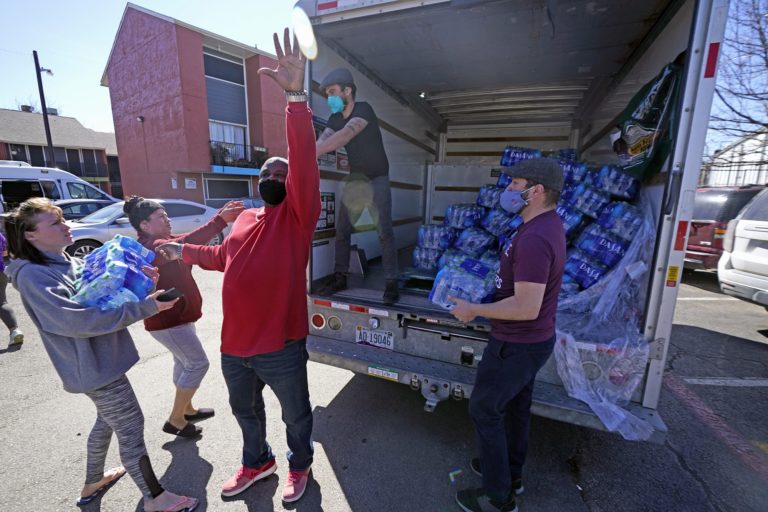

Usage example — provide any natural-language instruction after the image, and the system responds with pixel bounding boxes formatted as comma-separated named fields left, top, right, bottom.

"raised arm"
left=258, top=28, right=321, bottom=228
left=16, top=266, right=161, bottom=338
left=316, top=117, right=369, bottom=156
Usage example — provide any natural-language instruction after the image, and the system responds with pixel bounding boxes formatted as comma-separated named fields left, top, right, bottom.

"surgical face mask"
left=499, top=186, right=534, bottom=214
left=258, top=179, right=287, bottom=206
left=327, top=95, right=344, bottom=114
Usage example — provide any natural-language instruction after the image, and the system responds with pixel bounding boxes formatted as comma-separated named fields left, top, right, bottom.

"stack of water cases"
left=555, top=153, right=641, bottom=296
left=72, top=235, right=157, bottom=310
left=426, top=147, right=538, bottom=309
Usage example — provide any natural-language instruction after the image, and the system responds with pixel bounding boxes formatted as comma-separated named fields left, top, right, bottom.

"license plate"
left=356, top=326, right=394, bottom=350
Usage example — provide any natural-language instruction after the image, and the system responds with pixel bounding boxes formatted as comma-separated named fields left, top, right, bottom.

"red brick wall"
left=245, top=54, right=288, bottom=161
left=106, top=7, right=205, bottom=203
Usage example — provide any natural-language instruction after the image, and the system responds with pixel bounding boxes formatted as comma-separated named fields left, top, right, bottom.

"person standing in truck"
left=315, top=67, right=399, bottom=305
left=449, top=158, right=566, bottom=512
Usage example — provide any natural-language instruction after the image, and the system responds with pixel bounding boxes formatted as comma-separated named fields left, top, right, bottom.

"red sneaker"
left=220, top=460, right=276, bottom=497
left=282, top=467, right=311, bottom=503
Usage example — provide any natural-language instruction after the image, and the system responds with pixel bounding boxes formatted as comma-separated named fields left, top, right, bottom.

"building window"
left=9, top=144, right=27, bottom=162
left=67, top=149, right=83, bottom=175
left=210, top=121, right=247, bottom=163
left=82, top=149, right=97, bottom=175
left=28, top=145, right=46, bottom=166
left=204, top=177, right=251, bottom=208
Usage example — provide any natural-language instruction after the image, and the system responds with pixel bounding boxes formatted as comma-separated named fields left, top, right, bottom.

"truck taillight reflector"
left=704, top=42, right=720, bottom=78
left=311, top=313, right=326, bottom=329
left=313, top=299, right=332, bottom=308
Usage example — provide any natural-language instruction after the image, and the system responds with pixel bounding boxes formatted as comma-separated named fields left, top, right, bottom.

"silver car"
left=718, top=188, right=768, bottom=308
left=66, top=199, right=225, bottom=258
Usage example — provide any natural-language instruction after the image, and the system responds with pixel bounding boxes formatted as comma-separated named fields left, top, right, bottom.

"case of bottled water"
left=73, top=235, right=156, bottom=310
left=452, top=227, right=496, bottom=258
left=496, top=172, right=513, bottom=189
left=477, top=185, right=503, bottom=209
left=417, top=224, right=457, bottom=250
left=560, top=160, right=588, bottom=184
left=595, top=201, right=643, bottom=241
left=481, top=208, right=523, bottom=238
left=555, top=204, right=585, bottom=239
left=564, top=250, right=608, bottom=290
left=444, top=204, right=485, bottom=229
left=412, top=246, right=444, bottom=270
left=499, top=146, right=543, bottom=167
left=438, top=248, right=465, bottom=269
left=568, top=183, right=611, bottom=218
left=575, top=224, right=629, bottom=268
left=592, top=165, right=639, bottom=200
left=429, top=258, right=497, bottom=310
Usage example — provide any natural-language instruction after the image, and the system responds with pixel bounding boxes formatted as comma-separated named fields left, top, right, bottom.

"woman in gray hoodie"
left=5, top=198, right=198, bottom=512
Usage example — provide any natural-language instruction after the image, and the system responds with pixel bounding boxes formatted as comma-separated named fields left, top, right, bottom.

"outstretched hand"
left=257, top=27, right=306, bottom=92
left=217, top=200, right=245, bottom=223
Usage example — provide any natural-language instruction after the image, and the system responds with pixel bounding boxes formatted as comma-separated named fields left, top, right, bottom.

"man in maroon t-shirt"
left=450, top=158, right=566, bottom=512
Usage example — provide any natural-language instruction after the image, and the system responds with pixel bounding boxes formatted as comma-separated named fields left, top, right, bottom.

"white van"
left=0, top=161, right=116, bottom=213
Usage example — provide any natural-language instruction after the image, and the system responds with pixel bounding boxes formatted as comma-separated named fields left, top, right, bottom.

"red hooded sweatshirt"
left=181, top=101, right=320, bottom=357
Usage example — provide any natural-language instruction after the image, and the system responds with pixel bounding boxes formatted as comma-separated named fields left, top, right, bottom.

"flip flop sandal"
left=142, top=495, right=199, bottom=512
left=162, top=421, right=202, bottom=438
left=184, top=408, right=215, bottom=421
left=76, top=467, right=126, bottom=506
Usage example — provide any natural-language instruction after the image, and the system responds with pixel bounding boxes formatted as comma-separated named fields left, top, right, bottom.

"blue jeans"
left=469, top=334, right=555, bottom=500
left=221, top=339, right=314, bottom=471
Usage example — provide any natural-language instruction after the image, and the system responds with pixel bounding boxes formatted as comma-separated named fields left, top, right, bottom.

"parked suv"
left=718, top=188, right=768, bottom=307
left=684, top=185, right=764, bottom=270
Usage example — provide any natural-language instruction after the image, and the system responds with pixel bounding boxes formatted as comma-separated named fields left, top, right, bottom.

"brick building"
left=102, top=3, right=288, bottom=207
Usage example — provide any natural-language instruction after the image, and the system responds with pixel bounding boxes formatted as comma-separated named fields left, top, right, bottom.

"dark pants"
left=334, top=174, right=398, bottom=280
left=221, top=339, right=314, bottom=471
left=469, top=334, right=555, bottom=499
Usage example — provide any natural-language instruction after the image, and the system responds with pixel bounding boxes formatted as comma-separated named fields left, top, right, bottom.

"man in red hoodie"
left=157, top=29, right=320, bottom=503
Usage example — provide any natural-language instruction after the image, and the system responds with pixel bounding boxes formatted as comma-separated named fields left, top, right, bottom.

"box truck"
left=297, top=0, right=729, bottom=441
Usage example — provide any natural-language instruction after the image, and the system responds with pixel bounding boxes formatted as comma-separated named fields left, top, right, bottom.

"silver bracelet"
left=285, top=90, right=308, bottom=102
left=175, top=244, right=183, bottom=260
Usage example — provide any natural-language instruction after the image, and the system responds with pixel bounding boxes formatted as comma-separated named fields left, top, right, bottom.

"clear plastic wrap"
left=553, top=188, right=657, bottom=440
left=73, top=235, right=155, bottom=310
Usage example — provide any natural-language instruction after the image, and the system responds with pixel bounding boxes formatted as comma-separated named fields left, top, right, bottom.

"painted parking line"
left=676, top=297, right=738, bottom=301
left=664, top=374, right=768, bottom=482
left=684, top=378, right=768, bottom=387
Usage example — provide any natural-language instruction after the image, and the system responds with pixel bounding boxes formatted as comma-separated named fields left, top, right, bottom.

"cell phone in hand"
left=157, top=288, right=184, bottom=302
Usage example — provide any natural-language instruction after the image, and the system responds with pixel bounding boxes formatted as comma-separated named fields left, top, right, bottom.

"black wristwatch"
left=285, top=90, right=308, bottom=102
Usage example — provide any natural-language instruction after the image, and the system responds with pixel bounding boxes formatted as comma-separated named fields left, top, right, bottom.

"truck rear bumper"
left=307, top=335, right=668, bottom=443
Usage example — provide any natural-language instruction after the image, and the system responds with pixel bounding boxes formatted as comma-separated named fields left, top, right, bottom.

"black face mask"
left=258, top=179, right=287, bottom=206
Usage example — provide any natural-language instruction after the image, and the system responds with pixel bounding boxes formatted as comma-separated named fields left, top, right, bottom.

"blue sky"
left=0, top=0, right=739, bottom=154
left=0, top=0, right=295, bottom=133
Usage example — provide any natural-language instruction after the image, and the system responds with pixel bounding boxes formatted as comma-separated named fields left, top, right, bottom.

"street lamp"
left=33, top=50, right=55, bottom=167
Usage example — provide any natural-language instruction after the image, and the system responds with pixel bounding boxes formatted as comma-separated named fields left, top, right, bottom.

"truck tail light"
left=722, top=219, right=737, bottom=253
left=311, top=313, right=326, bottom=329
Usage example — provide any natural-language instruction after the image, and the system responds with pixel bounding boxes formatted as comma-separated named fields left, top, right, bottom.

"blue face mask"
left=499, top=186, right=534, bottom=214
left=327, top=95, right=344, bottom=114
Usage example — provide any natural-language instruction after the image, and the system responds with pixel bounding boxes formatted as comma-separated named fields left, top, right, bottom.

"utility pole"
left=33, top=50, right=55, bottom=166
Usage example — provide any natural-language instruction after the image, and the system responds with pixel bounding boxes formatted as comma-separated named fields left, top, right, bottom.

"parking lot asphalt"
left=0, top=267, right=766, bottom=511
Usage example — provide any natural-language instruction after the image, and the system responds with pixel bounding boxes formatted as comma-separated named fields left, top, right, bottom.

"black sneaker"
left=470, top=458, right=524, bottom=495
left=383, top=279, right=399, bottom=305
left=319, top=272, right=347, bottom=296
left=455, top=487, right=517, bottom=512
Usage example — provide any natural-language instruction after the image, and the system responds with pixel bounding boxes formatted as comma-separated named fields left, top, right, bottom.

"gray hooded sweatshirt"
left=7, top=252, right=158, bottom=393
